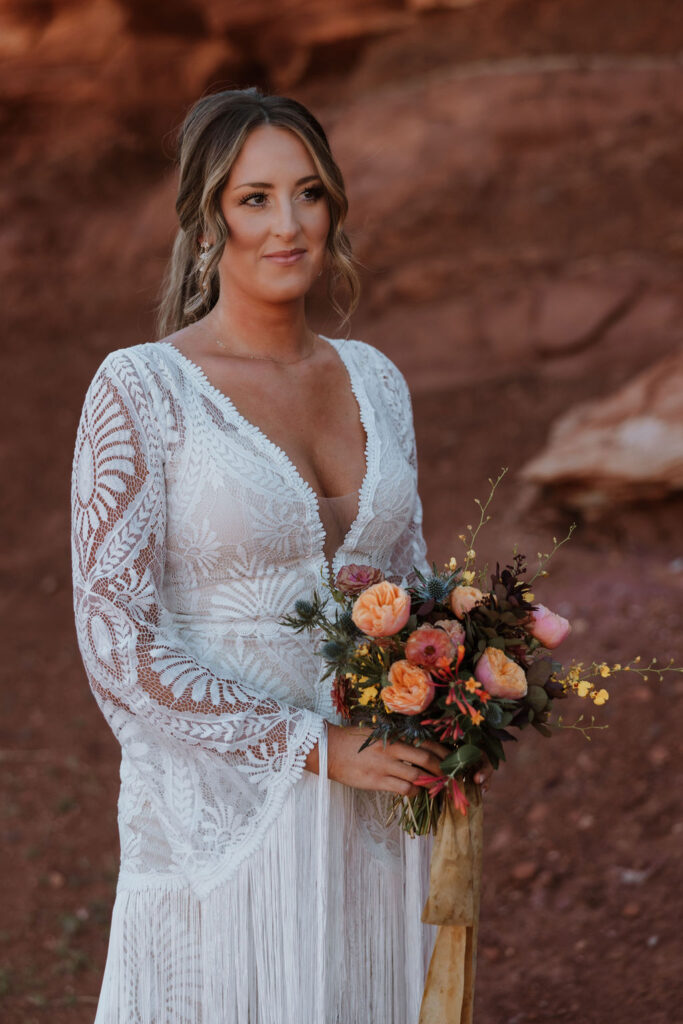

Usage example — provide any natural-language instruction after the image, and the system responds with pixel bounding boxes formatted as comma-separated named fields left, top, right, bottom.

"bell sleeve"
left=70, top=350, right=325, bottom=890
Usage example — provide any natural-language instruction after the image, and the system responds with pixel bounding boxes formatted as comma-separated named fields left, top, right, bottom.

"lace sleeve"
left=71, top=351, right=324, bottom=890
left=374, top=350, right=430, bottom=581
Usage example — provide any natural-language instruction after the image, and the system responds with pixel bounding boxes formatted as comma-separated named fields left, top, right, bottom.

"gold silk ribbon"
left=419, top=781, right=483, bottom=1024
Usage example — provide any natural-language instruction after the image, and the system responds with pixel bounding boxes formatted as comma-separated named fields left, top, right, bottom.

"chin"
left=263, top=276, right=316, bottom=302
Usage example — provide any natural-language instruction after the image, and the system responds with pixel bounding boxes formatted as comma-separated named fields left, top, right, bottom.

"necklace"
left=214, top=333, right=318, bottom=365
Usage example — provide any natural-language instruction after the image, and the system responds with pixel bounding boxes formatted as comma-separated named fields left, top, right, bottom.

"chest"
left=166, top=342, right=368, bottom=501
left=209, top=359, right=367, bottom=500
left=154, top=340, right=417, bottom=585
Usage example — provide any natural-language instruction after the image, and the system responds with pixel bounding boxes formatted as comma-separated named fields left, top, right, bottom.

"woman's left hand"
left=474, top=756, right=494, bottom=794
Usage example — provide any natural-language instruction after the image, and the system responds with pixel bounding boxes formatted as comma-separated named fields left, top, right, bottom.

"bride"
left=71, top=86, right=491, bottom=1023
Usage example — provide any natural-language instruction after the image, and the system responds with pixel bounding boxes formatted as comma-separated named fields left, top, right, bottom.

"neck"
left=204, top=289, right=316, bottom=361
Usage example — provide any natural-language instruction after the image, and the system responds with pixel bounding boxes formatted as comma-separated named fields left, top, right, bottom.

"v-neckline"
left=159, top=336, right=373, bottom=583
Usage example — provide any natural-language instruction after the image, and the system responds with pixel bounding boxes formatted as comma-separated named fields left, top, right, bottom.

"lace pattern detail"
left=71, top=336, right=429, bottom=894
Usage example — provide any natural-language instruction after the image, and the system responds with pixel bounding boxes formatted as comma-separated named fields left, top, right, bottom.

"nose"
left=273, top=197, right=299, bottom=240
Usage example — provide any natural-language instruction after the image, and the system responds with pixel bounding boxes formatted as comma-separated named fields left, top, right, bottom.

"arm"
left=71, top=351, right=324, bottom=838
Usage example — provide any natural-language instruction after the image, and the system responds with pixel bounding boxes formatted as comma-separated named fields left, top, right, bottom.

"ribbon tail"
left=418, top=781, right=483, bottom=1024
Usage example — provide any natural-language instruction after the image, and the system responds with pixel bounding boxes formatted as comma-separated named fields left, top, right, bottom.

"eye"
left=239, top=191, right=269, bottom=207
left=300, top=185, right=325, bottom=202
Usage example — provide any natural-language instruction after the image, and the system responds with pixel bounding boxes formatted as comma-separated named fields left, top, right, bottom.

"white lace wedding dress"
left=70, top=334, right=437, bottom=1024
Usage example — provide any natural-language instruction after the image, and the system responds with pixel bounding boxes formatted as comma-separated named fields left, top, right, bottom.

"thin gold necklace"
left=214, top=333, right=318, bottom=365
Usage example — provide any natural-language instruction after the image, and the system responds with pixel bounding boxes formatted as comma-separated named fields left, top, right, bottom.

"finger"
left=419, top=739, right=451, bottom=761
left=385, top=776, right=421, bottom=799
left=388, top=743, right=444, bottom=777
left=390, top=761, right=423, bottom=786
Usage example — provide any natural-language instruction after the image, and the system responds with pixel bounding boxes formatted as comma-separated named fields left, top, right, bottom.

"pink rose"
left=475, top=646, right=527, bottom=699
left=434, top=619, right=466, bottom=647
left=449, top=585, right=484, bottom=619
left=528, top=604, right=571, bottom=649
left=335, top=563, right=384, bottom=596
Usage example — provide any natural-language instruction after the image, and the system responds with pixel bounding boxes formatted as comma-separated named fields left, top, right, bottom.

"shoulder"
left=335, top=337, right=411, bottom=395
left=343, top=337, right=413, bottom=411
left=79, top=343, right=176, bottom=444
left=82, top=342, right=177, bottom=411
left=340, top=336, right=402, bottom=375
left=89, top=341, right=168, bottom=383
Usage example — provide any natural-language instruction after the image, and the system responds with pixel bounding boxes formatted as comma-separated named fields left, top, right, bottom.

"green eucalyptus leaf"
left=455, top=743, right=483, bottom=766
left=483, top=735, right=505, bottom=766
left=526, top=659, right=553, bottom=688
left=486, top=703, right=504, bottom=727
left=527, top=685, right=549, bottom=713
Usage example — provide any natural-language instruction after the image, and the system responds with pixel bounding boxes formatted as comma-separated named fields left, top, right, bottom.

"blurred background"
left=1, top=1, right=682, bottom=1020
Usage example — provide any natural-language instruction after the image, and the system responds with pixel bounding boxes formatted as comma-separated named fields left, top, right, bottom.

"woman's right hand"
left=306, top=723, right=450, bottom=798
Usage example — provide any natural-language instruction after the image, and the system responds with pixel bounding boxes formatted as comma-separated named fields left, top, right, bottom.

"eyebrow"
left=232, top=174, right=322, bottom=191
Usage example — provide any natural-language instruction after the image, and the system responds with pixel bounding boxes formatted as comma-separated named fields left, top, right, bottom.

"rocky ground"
left=1, top=1, right=682, bottom=1020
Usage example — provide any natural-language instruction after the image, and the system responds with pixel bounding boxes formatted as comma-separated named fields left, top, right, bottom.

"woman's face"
left=218, top=124, right=331, bottom=304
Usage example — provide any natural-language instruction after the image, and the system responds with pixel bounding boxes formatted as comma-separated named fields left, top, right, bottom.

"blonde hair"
left=157, top=87, right=361, bottom=338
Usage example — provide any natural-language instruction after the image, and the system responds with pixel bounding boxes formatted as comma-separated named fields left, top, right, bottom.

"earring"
left=198, top=240, right=211, bottom=272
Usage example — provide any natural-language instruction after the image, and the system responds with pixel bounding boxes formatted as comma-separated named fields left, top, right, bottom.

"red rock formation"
left=520, top=351, right=683, bottom=508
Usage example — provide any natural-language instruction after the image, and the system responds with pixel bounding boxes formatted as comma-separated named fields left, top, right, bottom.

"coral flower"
left=449, top=585, right=484, bottom=619
left=351, top=580, right=411, bottom=638
left=450, top=778, right=470, bottom=816
left=382, top=660, right=435, bottom=715
left=527, top=604, right=571, bottom=649
left=475, top=646, right=528, bottom=699
left=405, top=625, right=456, bottom=668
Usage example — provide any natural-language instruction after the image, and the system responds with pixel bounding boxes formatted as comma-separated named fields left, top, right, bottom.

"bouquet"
left=281, top=468, right=682, bottom=1023
left=281, top=469, right=682, bottom=836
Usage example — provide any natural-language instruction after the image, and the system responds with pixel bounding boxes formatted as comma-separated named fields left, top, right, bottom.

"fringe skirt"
left=94, top=729, right=437, bottom=1024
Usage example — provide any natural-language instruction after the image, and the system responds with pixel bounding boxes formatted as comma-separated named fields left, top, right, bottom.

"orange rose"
left=474, top=646, right=527, bottom=698
left=449, top=585, right=484, bottom=619
left=382, top=660, right=435, bottom=715
left=351, top=580, right=411, bottom=638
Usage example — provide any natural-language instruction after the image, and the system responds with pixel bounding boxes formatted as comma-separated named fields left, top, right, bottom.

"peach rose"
left=528, top=604, right=571, bottom=649
left=351, top=580, right=411, bottom=637
left=382, top=660, right=435, bottom=715
left=449, top=585, right=484, bottom=619
left=475, top=646, right=528, bottom=699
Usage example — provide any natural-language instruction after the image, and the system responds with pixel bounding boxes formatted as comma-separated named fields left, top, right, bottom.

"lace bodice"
left=71, top=335, right=429, bottom=897
left=316, top=489, right=360, bottom=570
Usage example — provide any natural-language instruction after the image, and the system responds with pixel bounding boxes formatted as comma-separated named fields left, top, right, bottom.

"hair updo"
left=156, top=86, right=361, bottom=337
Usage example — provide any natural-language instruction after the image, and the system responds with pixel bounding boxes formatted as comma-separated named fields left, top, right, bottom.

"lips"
left=263, top=249, right=307, bottom=265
